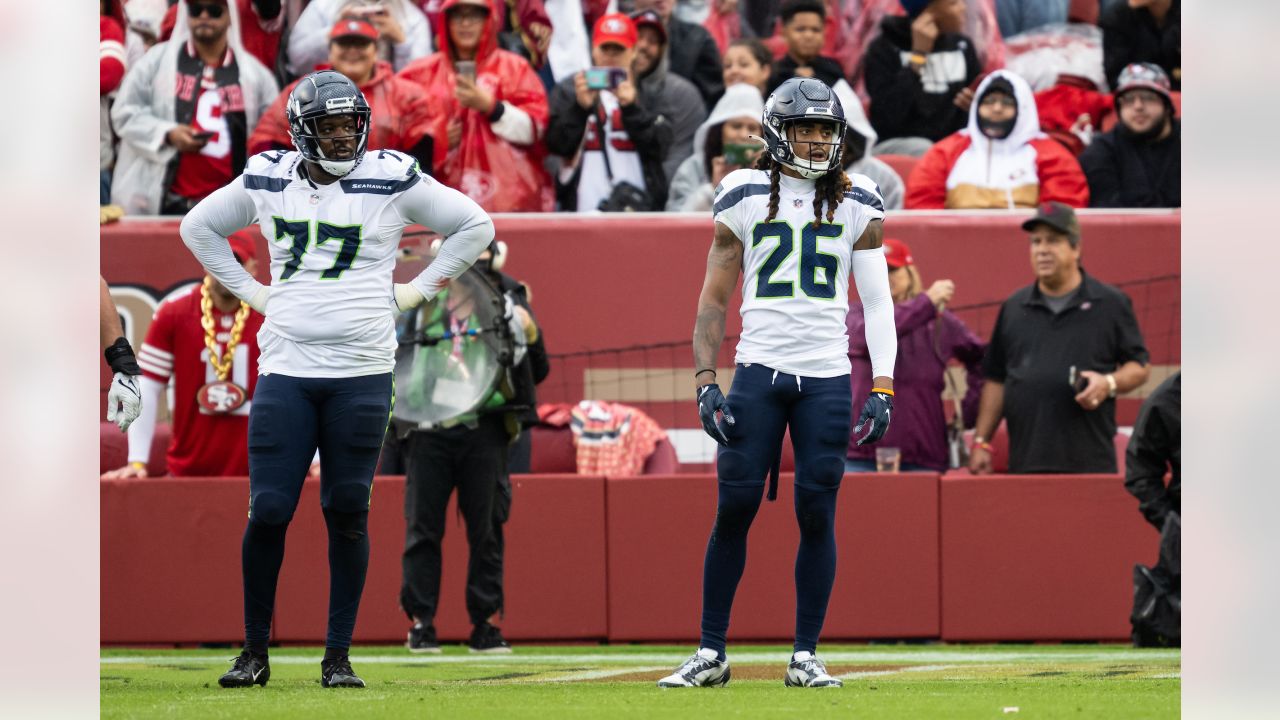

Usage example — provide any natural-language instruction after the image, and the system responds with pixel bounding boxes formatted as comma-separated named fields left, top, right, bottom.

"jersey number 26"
left=751, top=220, right=843, bottom=300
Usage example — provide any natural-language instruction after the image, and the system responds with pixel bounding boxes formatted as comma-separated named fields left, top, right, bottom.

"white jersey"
left=181, top=148, right=494, bottom=378
left=713, top=168, right=886, bottom=378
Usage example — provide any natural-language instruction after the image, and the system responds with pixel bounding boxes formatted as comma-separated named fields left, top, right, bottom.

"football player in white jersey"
left=658, top=77, right=897, bottom=689
left=179, top=70, right=494, bottom=690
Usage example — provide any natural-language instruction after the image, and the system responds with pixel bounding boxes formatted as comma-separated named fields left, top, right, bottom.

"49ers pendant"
left=197, top=380, right=248, bottom=413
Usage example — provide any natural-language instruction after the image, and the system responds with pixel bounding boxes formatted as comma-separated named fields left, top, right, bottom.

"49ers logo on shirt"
left=197, top=380, right=248, bottom=413
left=583, top=108, right=634, bottom=152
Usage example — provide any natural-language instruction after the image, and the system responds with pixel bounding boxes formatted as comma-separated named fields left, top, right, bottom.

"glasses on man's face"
left=188, top=2, right=226, bottom=19
left=979, top=95, right=1017, bottom=109
left=1118, top=91, right=1161, bottom=108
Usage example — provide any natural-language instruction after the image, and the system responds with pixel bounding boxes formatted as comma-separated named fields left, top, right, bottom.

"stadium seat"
left=876, top=153, right=920, bottom=185
left=99, top=421, right=169, bottom=476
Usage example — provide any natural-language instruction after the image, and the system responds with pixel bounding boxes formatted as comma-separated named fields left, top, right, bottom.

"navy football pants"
left=700, top=363, right=852, bottom=657
left=241, top=372, right=393, bottom=653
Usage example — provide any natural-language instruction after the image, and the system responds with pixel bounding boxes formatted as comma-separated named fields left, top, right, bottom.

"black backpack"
left=1131, top=511, right=1180, bottom=647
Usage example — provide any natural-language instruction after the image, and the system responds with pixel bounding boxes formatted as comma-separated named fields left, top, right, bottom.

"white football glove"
left=393, top=283, right=426, bottom=313
left=107, top=372, right=142, bottom=433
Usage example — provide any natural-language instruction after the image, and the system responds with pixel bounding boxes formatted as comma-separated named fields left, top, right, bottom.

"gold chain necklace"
left=200, top=277, right=250, bottom=382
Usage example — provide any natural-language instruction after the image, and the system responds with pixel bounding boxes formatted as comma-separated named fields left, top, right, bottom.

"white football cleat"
left=656, top=648, right=731, bottom=688
left=785, top=651, right=843, bottom=687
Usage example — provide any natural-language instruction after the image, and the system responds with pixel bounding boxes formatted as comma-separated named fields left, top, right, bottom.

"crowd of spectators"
left=100, top=0, right=1181, bottom=215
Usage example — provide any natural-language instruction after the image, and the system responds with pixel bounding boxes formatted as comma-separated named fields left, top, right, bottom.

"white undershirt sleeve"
left=852, top=247, right=897, bottom=380
left=179, top=179, right=269, bottom=310
left=490, top=102, right=536, bottom=146
left=395, top=177, right=495, bottom=301
left=126, top=376, right=167, bottom=465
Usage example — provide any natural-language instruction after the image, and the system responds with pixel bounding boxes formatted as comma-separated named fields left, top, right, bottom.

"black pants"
left=400, top=416, right=510, bottom=626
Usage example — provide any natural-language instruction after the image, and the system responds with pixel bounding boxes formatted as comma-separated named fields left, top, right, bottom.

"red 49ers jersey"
left=136, top=285, right=264, bottom=476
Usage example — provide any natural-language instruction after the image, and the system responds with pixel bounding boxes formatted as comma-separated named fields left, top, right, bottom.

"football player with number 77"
left=659, top=77, right=896, bottom=690
left=179, top=70, right=493, bottom=690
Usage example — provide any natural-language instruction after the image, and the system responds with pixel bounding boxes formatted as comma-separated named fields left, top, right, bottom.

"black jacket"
left=1100, top=0, right=1180, bottom=91
left=545, top=75, right=674, bottom=210
left=1079, top=120, right=1180, bottom=208
left=1125, top=373, right=1180, bottom=530
left=666, top=18, right=724, bottom=111
left=496, top=272, right=549, bottom=430
left=767, top=54, right=845, bottom=95
left=864, top=15, right=979, bottom=143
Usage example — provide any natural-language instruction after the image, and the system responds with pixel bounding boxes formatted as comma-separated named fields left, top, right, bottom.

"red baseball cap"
left=593, top=13, right=637, bottom=50
left=330, top=18, right=379, bottom=42
left=228, top=231, right=257, bottom=263
left=882, top=238, right=913, bottom=269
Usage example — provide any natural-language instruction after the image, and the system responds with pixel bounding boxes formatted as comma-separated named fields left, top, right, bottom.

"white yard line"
left=102, top=649, right=1180, bottom=666
left=541, top=666, right=671, bottom=682
left=837, top=664, right=956, bottom=681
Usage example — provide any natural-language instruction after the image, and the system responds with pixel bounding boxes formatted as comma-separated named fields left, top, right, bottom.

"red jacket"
left=1034, top=77, right=1114, bottom=156
left=249, top=61, right=439, bottom=163
left=905, top=70, right=1089, bottom=209
left=101, top=16, right=127, bottom=96
left=398, top=0, right=552, bottom=211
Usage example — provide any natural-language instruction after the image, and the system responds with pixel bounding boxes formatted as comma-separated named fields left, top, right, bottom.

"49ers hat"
left=593, top=13, right=637, bottom=50
left=882, top=238, right=914, bottom=269
left=330, top=18, right=378, bottom=42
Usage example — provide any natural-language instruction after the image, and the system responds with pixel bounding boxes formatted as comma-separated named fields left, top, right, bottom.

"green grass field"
left=101, top=644, right=1180, bottom=719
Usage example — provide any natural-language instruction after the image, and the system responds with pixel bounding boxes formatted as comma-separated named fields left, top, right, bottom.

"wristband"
left=695, top=369, right=716, bottom=379
left=104, top=336, right=142, bottom=375
left=908, top=52, right=927, bottom=66
left=871, top=387, right=895, bottom=396
left=487, top=101, right=506, bottom=123
left=129, top=461, right=146, bottom=470
left=1105, top=373, right=1117, bottom=398
left=972, top=438, right=993, bottom=452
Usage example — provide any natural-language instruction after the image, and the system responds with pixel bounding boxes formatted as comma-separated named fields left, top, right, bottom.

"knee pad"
left=250, top=490, right=297, bottom=526
left=798, top=454, right=846, bottom=491
left=716, top=448, right=754, bottom=485
left=327, top=481, right=372, bottom=514
left=324, top=508, right=369, bottom=543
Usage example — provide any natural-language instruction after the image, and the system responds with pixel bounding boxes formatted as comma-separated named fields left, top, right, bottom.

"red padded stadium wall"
left=101, top=475, right=607, bottom=644
left=605, top=473, right=940, bottom=641
left=938, top=473, right=1160, bottom=641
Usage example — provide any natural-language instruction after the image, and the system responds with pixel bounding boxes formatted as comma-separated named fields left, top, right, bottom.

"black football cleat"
left=406, top=622, right=441, bottom=654
left=321, top=655, right=366, bottom=688
left=468, top=622, right=512, bottom=653
left=218, top=649, right=270, bottom=688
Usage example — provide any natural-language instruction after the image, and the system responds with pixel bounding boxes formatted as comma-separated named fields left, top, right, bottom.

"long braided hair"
left=753, top=150, right=854, bottom=229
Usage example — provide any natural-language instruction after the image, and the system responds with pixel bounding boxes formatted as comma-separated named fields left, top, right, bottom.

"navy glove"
left=854, top=390, right=894, bottom=446
left=697, top=383, right=736, bottom=446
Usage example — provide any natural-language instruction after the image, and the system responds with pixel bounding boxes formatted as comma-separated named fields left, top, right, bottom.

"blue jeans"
left=844, top=458, right=938, bottom=473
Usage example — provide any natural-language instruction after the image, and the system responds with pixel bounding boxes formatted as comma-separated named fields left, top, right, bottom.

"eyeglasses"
left=1117, top=90, right=1161, bottom=108
left=188, top=2, right=226, bottom=19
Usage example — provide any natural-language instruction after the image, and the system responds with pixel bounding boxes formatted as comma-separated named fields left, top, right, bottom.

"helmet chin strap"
left=318, top=158, right=358, bottom=176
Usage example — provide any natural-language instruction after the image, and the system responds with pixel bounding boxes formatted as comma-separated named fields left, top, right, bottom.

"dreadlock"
left=754, top=151, right=783, bottom=222
left=754, top=152, right=853, bottom=228
left=812, top=168, right=853, bottom=229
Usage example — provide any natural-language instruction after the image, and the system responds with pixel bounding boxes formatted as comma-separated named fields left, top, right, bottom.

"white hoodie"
left=110, top=2, right=278, bottom=215
left=665, top=83, right=765, bottom=212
